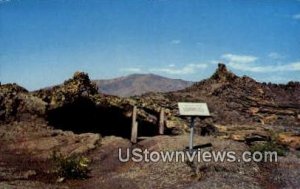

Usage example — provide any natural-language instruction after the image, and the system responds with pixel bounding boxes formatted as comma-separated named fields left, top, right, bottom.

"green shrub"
left=296, top=151, right=300, bottom=159
left=250, top=141, right=287, bottom=156
left=51, top=151, right=91, bottom=179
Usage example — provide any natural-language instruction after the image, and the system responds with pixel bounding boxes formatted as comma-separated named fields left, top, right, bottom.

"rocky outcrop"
left=32, top=72, right=178, bottom=137
left=0, top=72, right=100, bottom=123
left=0, top=83, right=46, bottom=122
left=161, top=63, right=300, bottom=126
left=33, top=72, right=98, bottom=110
left=210, top=63, right=238, bottom=82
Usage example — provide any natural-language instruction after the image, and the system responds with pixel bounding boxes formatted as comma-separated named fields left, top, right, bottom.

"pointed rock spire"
left=210, top=63, right=238, bottom=82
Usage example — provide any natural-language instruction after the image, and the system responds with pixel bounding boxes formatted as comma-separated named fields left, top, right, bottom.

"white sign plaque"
left=178, top=102, right=210, bottom=116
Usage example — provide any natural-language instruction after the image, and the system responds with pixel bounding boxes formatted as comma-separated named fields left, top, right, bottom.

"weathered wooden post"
left=159, top=108, right=165, bottom=134
left=131, top=106, right=138, bottom=143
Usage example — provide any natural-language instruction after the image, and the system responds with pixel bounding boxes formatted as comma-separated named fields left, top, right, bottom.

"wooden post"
left=159, top=108, right=165, bottom=135
left=131, top=106, right=138, bottom=143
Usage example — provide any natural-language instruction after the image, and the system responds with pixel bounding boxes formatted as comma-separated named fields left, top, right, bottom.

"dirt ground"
left=0, top=121, right=300, bottom=189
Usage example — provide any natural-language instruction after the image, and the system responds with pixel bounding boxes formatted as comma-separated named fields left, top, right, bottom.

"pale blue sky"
left=0, top=0, right=300, bottom=90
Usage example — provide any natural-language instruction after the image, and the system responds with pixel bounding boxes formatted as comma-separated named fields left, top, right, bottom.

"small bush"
left=250, top=141, right=287, bottom=156
left=296, top=151, right=300, bottom=159
left=52, top=151, right=91, bottom=179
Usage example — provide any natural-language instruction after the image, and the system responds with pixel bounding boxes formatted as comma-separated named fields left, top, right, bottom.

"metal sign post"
left=189, top=116, right=195, bottom=154
left=178, top=102, right=210, bottom=154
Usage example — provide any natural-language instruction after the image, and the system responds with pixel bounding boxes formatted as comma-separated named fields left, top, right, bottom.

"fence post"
left=159, top=108, right=165, bottom=135
left=131, top=106, right=138, bottom=143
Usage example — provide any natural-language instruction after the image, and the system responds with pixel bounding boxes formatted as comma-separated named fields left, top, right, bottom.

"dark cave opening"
left=46, top=97, right=161, bottom=139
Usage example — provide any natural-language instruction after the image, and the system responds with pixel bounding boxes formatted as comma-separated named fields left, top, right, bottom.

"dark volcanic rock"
left=210, top=63, right=238, bottom=82
left=32, top=72, right=169, bottom=138
left=127, top=63, right=300, bottom=130
left=164, top=63, right=300, bottom=126
left=0, top=83, right=46, bottom=122
left=1, top=72, right=100, bottom=123
left=33, top=71, right=98, bottom=110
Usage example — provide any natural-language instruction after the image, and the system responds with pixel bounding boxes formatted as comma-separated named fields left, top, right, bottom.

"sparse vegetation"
left=51, top=151, right=91, bottom=180
left=250, top=141, right=287, bottom=156
left=185, top=160, right=204, bottom=180
left=296, top=151, right=300, bottom=159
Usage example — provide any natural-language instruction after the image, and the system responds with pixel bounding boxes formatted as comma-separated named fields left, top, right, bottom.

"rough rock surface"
left=0, top=83, right=46, bottom=122
left=134, top=63, right=300, bottom=128
left=277, top=132, right=300, bottom=150
left=183, top=64, right=300, bottom=126
left=33, top=72, right=98, bottom=110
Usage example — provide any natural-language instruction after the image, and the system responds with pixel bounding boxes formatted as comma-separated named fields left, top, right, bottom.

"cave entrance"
left=46, top=97, right=159, bottom=139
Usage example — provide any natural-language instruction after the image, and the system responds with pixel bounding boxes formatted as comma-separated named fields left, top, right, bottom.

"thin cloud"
left=289, top=62, right=300, bottom=71
left=256, top=75, right=290, bottom=83
left=221, top=53, right=300, bottom=73
left=232, top=62, right=300, bottom=72
left=292, top=13, right=300, bottom=20
left=150, top=63, right=207, bottom=75
left=221, top=53, right=258, bottom=64
left=268, top=52, right=284, bottom=60
left=120, top=67, right=142, bottom=73
left=0, top=0, right=11, bottom=3
left=170, top=40, right=181, bottom=45
left=121, top=63, right=208, bottom=75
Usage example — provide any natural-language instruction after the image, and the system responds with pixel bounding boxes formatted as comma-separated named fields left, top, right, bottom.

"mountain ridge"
left=93, top=73, right=194, bottom=97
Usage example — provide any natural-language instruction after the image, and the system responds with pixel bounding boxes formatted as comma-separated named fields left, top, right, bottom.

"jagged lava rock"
left=33, top=71, right=98, bottom=110
left=166, top=63, right=300, bottom=126
left=0, top=83, right=46, bottom=122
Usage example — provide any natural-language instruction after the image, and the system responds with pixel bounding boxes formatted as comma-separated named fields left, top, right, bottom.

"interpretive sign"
left=178, top=102, right=210, bottom=116
left=178, top=102, right=210, bottom=153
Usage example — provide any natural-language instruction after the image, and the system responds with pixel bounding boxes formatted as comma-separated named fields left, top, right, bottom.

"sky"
left=0, top=0, right=300, bottom=90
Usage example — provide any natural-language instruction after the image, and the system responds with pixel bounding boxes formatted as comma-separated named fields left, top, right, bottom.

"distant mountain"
left=93, top=74, right=194, bottom=97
